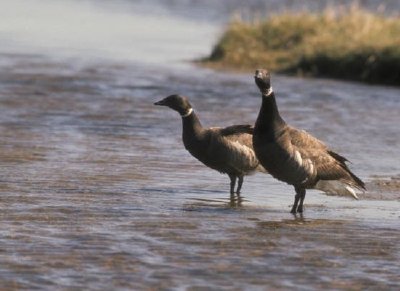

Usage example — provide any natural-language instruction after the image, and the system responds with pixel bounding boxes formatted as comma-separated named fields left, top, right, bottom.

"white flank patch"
left=307, top=159, right=314, bottom=175
left=294, top=150, right=302, bottom=165
left=315, top=180, right=359, bottom=199
left=345, top=186, right=359, bottom=200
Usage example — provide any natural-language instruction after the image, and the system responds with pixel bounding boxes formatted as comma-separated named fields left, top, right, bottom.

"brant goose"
left=155, top=94, right=265, bottom=195
left=253, top=69, right=365, bottom=213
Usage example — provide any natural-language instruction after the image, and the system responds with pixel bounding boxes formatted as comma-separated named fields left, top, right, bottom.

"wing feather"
left=220, top=124, right=253, bottom=136
left=285, top=126, right=364, bottom=190
left=204, top=127, right=264, bottom=175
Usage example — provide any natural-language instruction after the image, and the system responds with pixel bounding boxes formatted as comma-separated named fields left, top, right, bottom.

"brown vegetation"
left=202, top=5, right=400, bottom=85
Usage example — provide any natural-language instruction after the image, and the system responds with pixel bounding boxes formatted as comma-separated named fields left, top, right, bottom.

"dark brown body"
left=253, top=69, right=365, bottom=213
left=182, top=113, right=260, bottom=177
left=155, top=94, right=265, bottom=195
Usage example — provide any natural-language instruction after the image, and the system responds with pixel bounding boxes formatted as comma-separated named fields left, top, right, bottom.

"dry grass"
left=202, top=5, right=400, bottom=85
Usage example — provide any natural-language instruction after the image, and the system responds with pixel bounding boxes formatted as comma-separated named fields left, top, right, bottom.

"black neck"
left=255, top=92, right=285, bottom=130
left=182, top=111, right=203, bottom=140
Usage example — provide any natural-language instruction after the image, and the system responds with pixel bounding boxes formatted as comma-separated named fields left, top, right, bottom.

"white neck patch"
left=264, top=87, right=273, bottom=97
left=181, top=108, right=193, bottom=118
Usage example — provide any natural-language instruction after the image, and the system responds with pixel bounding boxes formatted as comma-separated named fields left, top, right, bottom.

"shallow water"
left=0, top=1, right=400, bottom=290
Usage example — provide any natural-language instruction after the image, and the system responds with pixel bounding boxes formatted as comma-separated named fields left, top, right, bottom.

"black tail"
left=329, top=150, right=365, bottom=190
left=346, top=168, right=366, bottom=190
left=328, top=150, right=349, bottom=163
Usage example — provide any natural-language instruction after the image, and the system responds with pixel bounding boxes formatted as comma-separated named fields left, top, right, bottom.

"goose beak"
left=154, top=99, right=166, bottom=106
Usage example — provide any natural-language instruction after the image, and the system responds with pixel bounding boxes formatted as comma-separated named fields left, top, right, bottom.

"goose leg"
left=297, top=188, right=306, bottom=213
left=236, top=176, right=244, bottom=195
left=290, top=194, right=300, bottom=214
left=291, top=186, right=302, bottom=214
left=228, top=174, right=237, bottom=195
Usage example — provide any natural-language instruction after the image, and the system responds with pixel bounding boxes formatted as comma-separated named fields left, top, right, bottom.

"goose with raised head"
left=155, top=94, right=265, bottom=196
left=252, top=69, right=365, bottom=213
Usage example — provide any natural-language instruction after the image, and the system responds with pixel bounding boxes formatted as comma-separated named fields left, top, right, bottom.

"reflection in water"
left=184, top=194, right=244, bottom=210
left=229, top=194, right=243, bottom=208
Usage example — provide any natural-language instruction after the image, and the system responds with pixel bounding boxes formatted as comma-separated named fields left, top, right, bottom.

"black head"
left=254, top=69, right=271, bottom=95
left=154, top=94, right=193, bottom=116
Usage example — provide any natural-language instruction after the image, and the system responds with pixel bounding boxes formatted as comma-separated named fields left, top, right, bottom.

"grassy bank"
left=202, top=5, right=400, bottom=86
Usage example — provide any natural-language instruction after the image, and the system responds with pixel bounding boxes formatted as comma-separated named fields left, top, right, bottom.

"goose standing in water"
left=252, top=69, right=365, bottom=213
left=155, top=94, right=265, bottom=196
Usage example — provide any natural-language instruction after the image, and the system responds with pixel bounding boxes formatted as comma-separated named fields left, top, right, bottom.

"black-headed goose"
left=155, top=94, right=266, bottom=196
left=252, top=69, right=365, bottom=213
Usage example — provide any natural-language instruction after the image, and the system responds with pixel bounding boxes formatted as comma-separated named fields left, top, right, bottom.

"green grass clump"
left=203, top=5, right=400, bottom=85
